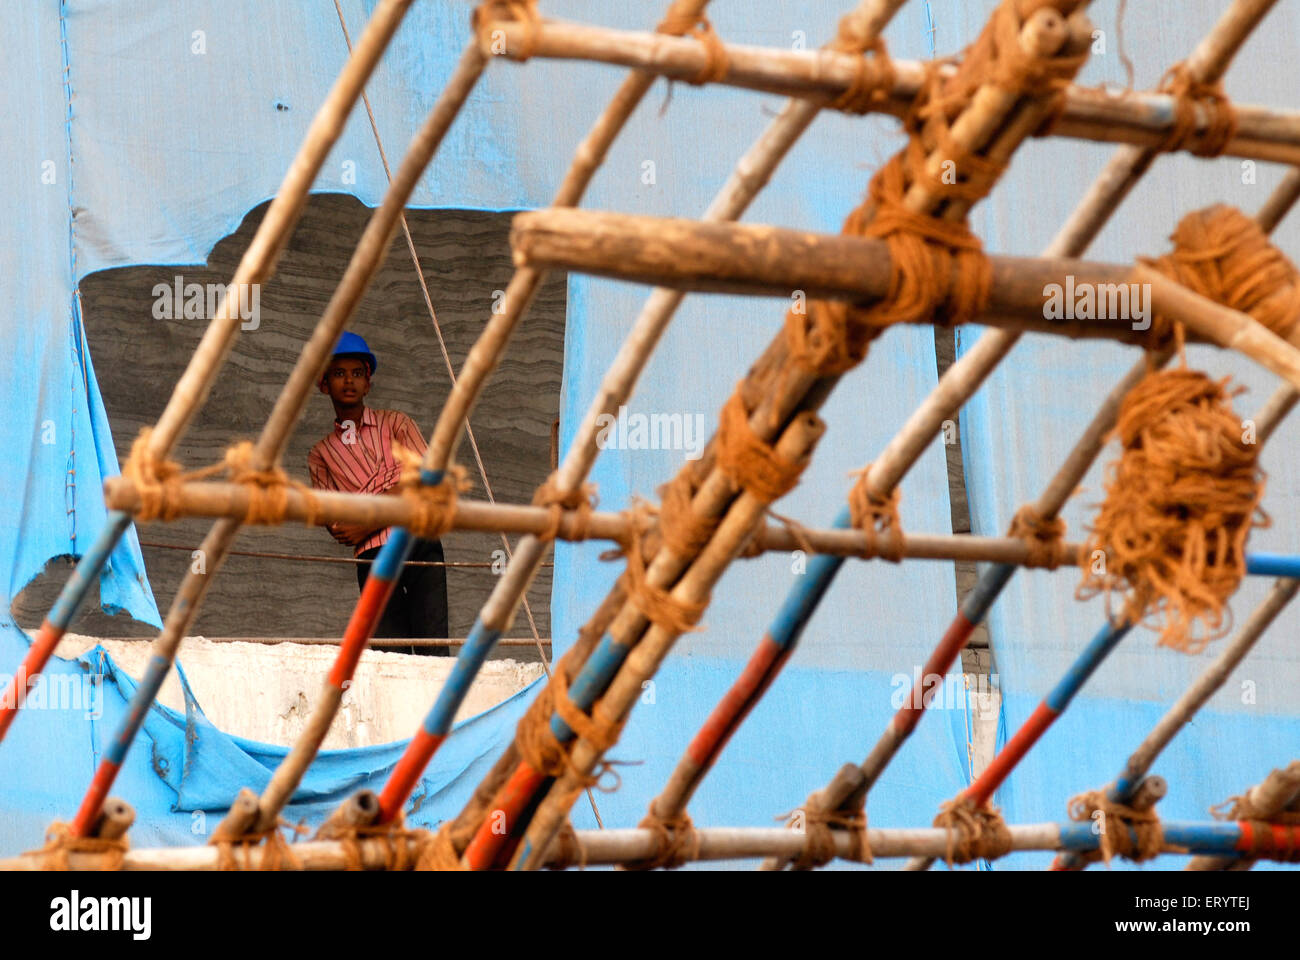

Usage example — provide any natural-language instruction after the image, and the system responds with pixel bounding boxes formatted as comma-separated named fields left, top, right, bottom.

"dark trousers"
left=356, top=538, right=450, bottom=656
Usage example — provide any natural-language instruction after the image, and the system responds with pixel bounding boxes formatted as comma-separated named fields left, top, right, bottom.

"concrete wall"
left=60, top=633, right=544, bottom=749
left=14, top=196, right=565, bottom=651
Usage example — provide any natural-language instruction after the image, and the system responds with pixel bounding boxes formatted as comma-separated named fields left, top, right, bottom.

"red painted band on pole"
left=686, top=637, right=786, bottom=769
left=463, top=762, right=544, bottom=870
left=0, top=621, right=62, bottom=741
left=966, top=700, right=1057, bottom=807
left=327, top=575, right=397, bottom=689
left=896, top=613, right=975, bottom=736
left=70, top=760, right=122, bottom=838
left=377, top=728, right=445, bottom=824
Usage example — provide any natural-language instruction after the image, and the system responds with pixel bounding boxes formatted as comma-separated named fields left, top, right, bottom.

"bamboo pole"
left=0, top=819, right=1289, bottom=871
left=1053, top=579, right=1300, bottom=870
left=70, top=41, right=492, bottom=842
left=499, top=1, right=1098, bottom=871
left=0, top=0, right=418, bottom=750
left=513, top=208, right=1157, bottom=342
left=484, top=17, right=1300, bottom=166
left=401, top=0, right=914, bottom=853
left=514, top=208, right=1300, bottom=355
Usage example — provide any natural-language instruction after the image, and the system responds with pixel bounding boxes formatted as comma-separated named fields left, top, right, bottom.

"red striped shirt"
left=307, top=406, right=428, bottom=556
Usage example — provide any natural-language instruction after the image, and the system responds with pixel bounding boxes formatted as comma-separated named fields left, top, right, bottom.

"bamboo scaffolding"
left=254, top=0, right=719, bottom=837
left=14, top=0, right=1293, bottom=874
left=490, top=0, right=1100, bottom=872
left=759, top=0, right=1281, bottom=871
left=485, top=17, right=1300, bottom=166
left=1053, top=579, right=1300, bottom=870
left=387, top=0, right=914, bottom=856
left=2, top=819, right=1292, bottom=871
left=69, top=39, right=492, bottom=842
left=0, top=0, right=420, bottom=750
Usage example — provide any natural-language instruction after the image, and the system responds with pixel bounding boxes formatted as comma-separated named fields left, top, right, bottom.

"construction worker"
left=307, top=331, right=450, bottom=655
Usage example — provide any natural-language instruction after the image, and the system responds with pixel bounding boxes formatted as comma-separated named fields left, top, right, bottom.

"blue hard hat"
left=332, top=331, right=377, bottom=374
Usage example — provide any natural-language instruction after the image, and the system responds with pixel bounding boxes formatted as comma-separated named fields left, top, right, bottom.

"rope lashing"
left=1008, top=504, right=1069, bottom=570
left=979, top=0, right=1089, bottom=106
left=222, top=440, right=322, bottom=527
left=1068, top=790, right=1164, bottom=864
left=515, top=646, right=627, bottom=791
left=120, top=428, right=197, bottom=523
left=122, top=428, right=323, bottom=526
left=618, top=501, right=707, bottom=635
left=208, top=819, right=308, bottom=871
left=784, top=0, right=1101, bottom=376
left=415, top=822, right=470, bottom=871
left=315, top=815, right=433, bottom=871
left=827, top=13, right=896, bottom=115
left=1156, top=61, right=1238, bottom=157
left=716, top=389, right=822, bottom=504
left=532, top=471, right=596, bottom=542
left=514, top=582, right=629, bottom=785
left=737, top=508, right=817, bottom=558
left=657, top=470, right=720, bottom=557
left=36, top=822, right=128, bottom=871
left=932, top=797, right=1013, bottom=866
left=1077, top=369, right=1265, bottom=653
left=394, top=444, right=468, bottom=541
left=472, top=0, right=541, bottom=60
left=656, top=6, right=730, bottom=84
left=1144, top=205, right=1300, bottom=349
left=847, top=467, right=904, bottom=563
left=622, top=809, right=701, bottom=871
left=790, top=806, right=872, bottom=869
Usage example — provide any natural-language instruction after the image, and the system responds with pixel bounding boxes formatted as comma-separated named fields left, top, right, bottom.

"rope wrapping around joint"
left=1068, top=789, right=1164, bottom=864
left=1156, top=61, right=1239, bottom=157
left=514, top=594, right=630, bottom=789
left=670, top=14, right=729, bottom=85
left=621, top=809, right=701, bottom=871
left=827, top=17, right=896, bottom=115
left=532, top=471, right=597, bottom=543
left=394, top=445, right=469, bottom=541
left=1008, top=504, right=1069, bottom=570
left=315, top=815, right=434, bottom=871
left=716, top=388, right=822, bottom=504
left=1077, top=368, right=1265, bottom=652
left=1210, top=791, right=1300, bottom=862
left=208, top=818, right=308, bottom=871
left=416, top=822, right=470, bottom=871
left=847, top=466, right=904, bottom=563
left=472, top=0, right=541, bottom=60
left=122, top=428, right=323, bottom=527
left=791, top=805, right=872, bottom=869
left=933, top=798, right=1013, bottom=865
left=35, top=822, right=128, bottom=871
